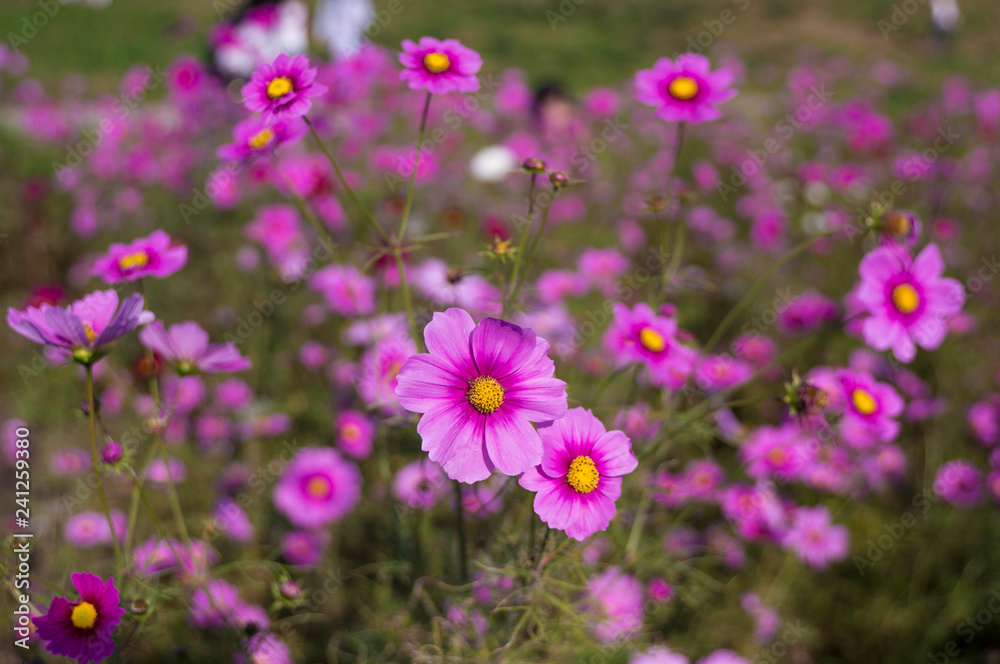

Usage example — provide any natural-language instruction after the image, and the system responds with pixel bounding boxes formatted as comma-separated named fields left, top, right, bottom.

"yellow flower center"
left=249, top=127, right=276, bottom=150
left=668, top=76, right=699, bottom=100
left=267, top=76, right=293, bottom=99
left=71, top=601, right=98, bottom=630
left=567, top=455, right=600, bottom=494
left=882, top=212, right=911, bottom=235
left=767, top=447, right=787, bottom=465
left=305, top=475, right=332, bottom=500
left=639, top=327, right=666, bottom=352
left=341, top=423, right=361, bottom=442
left=83, top=322, right=97, bottom=345
left=467, top=376, right=504, bottom=414
left=424, top=52, right=451, bottom=73
left=851, top=389, right=878, bottom=416
left=119, top=250, right=149, bottom=270
left=892, top=284, right=919, bottom=314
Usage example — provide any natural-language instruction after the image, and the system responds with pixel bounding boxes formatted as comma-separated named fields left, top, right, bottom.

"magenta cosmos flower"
left=634, top=53, right=736, bottom=123
left=519, top=408, right=637, bottom=541
left=394, top=308, right=568, bottom=483
left=139, top=321, right=251, bottom=375
left=398, top=37, right=483, bottom=94
left=933, top=459, right=984, bottom=509
left=241, top=53, right=328, bottom=122
left=34, top=572, right=126, bottom=664
left=604, top=303, right=697, bottom=389
left=218, top=115, right=307, bottom=162
left=273, top=447, right=362, bottom=528
left=586, top=566, right=644, bottom=642
left=856, top=243, right=965, bottom=362
left=91, top=230, right=187, bottom=284
left=781, top=506, right=849, bottom=570
left=7, top=290, right=146, bottom=363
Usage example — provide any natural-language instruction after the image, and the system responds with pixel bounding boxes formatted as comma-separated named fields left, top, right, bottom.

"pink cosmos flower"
left=217, top=115, right=307, bottom=162
left=91, top=230, right=187, bottom=283
left=309, top=264, right=377, bottom=317
left=933, top=460, right=984, bottom=509
left=634, top=53, right=736, bottom=123
left=281, top=530, right=330, bottom=567
left=740, top=424, right=814, bottom=482
left=697, top=651, right=751, bottom=664
left=273, top=447, right=362, bottom=528
left=335, top=410, right=375, bottom=459
left=394, top=308, right=568, bottom=483
left=781, top=506, right=849, bottom=570
left=399, top=37, right=483, bottom=94
left=357, top=335, right=417, bottom=415
left=34, top=573, right=126, bottom=664
left=241, top=53, right=328, bottom=122
left=694, top=354, right=754, bottom=393
left=856, top=243, right=965, bottom=362
left=632, top=647, right=690, bottom=664
left=7, top=290, right=147, bottom=363
left=519, top=408, right=637, bottom=541
left=585, top=566, right=644, bottom=642
left=833, top=368, right=904, bottom=448
left=604, top=303, right=697, bottom=389
left=777, top=290, right=840, bottom=335
left=394, top=458, right=448, bottom=510
left=139, top=321, right=251, bottom=375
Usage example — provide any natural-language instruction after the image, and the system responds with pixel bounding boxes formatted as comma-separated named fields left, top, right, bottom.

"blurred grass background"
left=1, top=0, right=999, bottom=93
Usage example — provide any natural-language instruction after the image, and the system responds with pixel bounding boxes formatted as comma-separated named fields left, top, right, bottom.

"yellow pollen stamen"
left=341, top=423, right=361, bottom=441
left=892, top=283, right=919, bottom=314
left=882, top=212, right=911, bottom=235
left=639, top=327, right=666, bottom=352
left=767, top=448, right=788, bottom=465
left=71, top=602, right=98, bottom=630
left=83, top=322, right=97, bottom=345
left=851, top=389, right=878, bottom=416
left=567, top=455, right=600, bottom=494
left=668, top=76, right=699, bottom=100
left=119, top=250, right=149, bottom=270
left=306, top=476, right=332, bottom=499
left=249, top=128, right=276, bottom=150
left=467, top=376, right=504, bottom=414
left=424, top=52, right=451, bottom=73
left=267, top=76, right=293, bottom=99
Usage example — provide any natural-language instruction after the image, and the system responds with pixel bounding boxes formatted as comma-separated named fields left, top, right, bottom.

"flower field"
left=2, top=1, right=1000, bottom=662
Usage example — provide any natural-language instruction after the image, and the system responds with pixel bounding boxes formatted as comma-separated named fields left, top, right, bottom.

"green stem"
left=394, top=246, right=422, bottom=351
left=511, top=188, right=557, bottom=307
left=399, top=92, right=432, bottom=240
left=304, top=116, right=387, bottom=242
left=86, top=365, right=123, bottom=573
left=158, top=435, right=192, bottom=548
left=702, top=234, right=825, bottom=355
left=453, top=481, right=469, bottom=584
left=505, top=174, right=538, bottom=315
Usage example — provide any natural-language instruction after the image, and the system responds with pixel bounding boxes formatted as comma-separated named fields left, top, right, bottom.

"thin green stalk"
left=702, top=233, right=825, bottom=355
left=86, top=365, right=123, bottom=573
left=399, top=92, right=432, bottom=240
left=510, top=187, right=557, bottom=307
left=157, top=435, right=192, bottom=548
left=453, top=481, right=469, bottom=584
left=304, top=116, right=387, bottom=241
left=506, top=173, right=538, bottom=315
left=394, top=246, right=422, bottom=351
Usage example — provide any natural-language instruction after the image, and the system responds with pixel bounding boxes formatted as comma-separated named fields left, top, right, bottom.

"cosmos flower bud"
left=129, top=599, right=148, bottom=616
left=101, top=441, right=124, bottom=465
left=522, top=157, right=546, bottom=173
left=279, top=581, right=301, bottom=600
left=549, top=171, right=570, bottom=188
